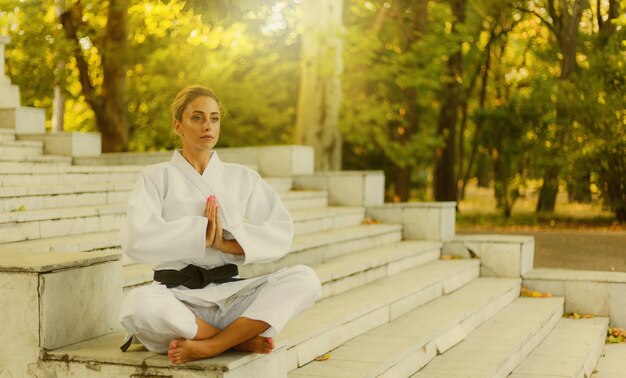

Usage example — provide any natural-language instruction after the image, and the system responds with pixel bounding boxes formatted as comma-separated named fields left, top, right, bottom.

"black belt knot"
left=153, top=264, right=241, bottom=289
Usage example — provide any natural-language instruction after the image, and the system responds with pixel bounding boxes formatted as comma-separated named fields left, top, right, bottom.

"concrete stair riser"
left=239, top=225, right=403, bottom=277
left=122, top=241, right=443, bottom=298
left=0, top=178, right=293, bottom=212
left=510, top=317, right=609, bottom=378
left=0, top=130, right=16, bottom=142
left=280, top=260, right=480, bottom=371
left=0, top=143, right=43, bottom=158
left=412, top=297, right=565, bottom=377
left=289, top=278, right=521, bottom=378
left=39, top=340, right=288, bottom=378
left=0, top=205, right=363, bottom=245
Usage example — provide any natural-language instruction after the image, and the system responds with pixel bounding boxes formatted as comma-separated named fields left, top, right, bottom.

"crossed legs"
left=167, top=316, right=273, bottom=364
left=119, top=265, right=321, bottom=364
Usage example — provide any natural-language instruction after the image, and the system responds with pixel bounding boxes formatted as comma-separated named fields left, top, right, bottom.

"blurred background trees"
left=0, top=0, right=624, bottom=221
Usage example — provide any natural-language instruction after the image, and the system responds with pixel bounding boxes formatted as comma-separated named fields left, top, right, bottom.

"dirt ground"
left=457, top=228, right=626, bottom=273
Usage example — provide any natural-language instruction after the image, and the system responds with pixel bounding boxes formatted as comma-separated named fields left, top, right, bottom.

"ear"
left=173, top=119, right=182, bottom=136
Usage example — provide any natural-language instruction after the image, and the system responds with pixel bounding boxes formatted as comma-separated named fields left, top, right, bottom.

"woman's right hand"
left=205, top=195, right=217, bottom=247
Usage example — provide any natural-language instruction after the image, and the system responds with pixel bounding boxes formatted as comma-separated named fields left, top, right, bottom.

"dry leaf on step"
left=314, top=353, right=331, bottom=361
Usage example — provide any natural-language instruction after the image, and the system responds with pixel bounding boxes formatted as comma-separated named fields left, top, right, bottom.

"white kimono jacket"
left=120, top=150, right=293, bottom=305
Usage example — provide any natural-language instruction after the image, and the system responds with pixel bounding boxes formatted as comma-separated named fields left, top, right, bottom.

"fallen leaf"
left=362, top=217, right=381, bottom=225
left=314, top=353, right=331, bottom=361
left=521, top=287, right=551, bottom=298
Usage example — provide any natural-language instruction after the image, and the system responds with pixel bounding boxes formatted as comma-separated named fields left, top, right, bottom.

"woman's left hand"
left=210, top=201, right=244, bottom=255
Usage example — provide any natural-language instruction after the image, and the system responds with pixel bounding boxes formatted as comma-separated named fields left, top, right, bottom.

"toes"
left=168, top=339, right=178, bottom=350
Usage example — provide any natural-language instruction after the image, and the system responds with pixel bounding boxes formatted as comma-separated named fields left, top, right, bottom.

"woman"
left=119, top=85, right=321, bottom=364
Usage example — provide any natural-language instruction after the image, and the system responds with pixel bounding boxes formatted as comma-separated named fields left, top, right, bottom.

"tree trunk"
left=537, top=164, right=560, bottom=212
left=60, top=0, right=129, bottom=152
left=394, top=166, right=412, bottom=202
left=434, top=0, right=465, bottom=202
left=536, top=0, right=587, bottom=212
left=100, top=0, right=129, bottom=152
left=295, top=0, right=343, bottom=171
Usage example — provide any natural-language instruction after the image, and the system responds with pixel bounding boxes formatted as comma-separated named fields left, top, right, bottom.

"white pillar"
left=0, top=35, right=11, bottom=85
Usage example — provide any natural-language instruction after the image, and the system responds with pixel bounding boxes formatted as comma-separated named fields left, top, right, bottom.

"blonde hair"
left=171, top=85, right=221, bottom=122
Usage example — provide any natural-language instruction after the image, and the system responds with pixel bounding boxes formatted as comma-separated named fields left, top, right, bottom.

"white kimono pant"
left=119, top=265, right=321, bottom=353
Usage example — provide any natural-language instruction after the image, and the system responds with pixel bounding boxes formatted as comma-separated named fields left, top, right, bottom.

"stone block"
left=480, top=243, right=522, bottom=278
left=295, top=171, right=384, bottom=207
left=367, top=202, right=456, bottom=241
left=258, top=145, right=314, bottom=177
left=565, top=281, right=610, bottom=316
left=0, top=272, right=39, bottom=378
left=0, top=85, right=20, bottom=107
left=40, top=260, right=123, bottom=349
left=19, top=131, right=102, bottom=157
left=435, top=324, right=467, bottom=354
left=609, top=283, right=626, bottom=328
left=0, top=106, right=44, bottom=133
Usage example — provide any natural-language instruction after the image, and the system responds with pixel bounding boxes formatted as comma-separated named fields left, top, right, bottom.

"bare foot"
left=233, top=336, right=274, bottom=354
left=167, top=338, right=220, bottom=364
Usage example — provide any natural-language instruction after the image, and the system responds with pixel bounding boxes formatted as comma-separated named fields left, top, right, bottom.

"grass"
left=455, top=183, right=622, bottom=231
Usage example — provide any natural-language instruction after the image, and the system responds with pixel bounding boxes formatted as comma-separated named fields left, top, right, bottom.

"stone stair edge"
left=290, top=277, right=521, bottom=378
left=281, top=259, right=480, bottom=347
left=411, top=296, right=565, bottom=377
left=45, top=259, right=479, bottom=375
left=0, top=223, right=402, bottom=256
left=123, top=239, right=444, bottom=289
left=510, top=316, right=609, bottom=378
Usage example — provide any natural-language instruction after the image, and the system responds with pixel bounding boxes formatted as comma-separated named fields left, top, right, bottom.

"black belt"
left=153, top=264, right=241, bottom=289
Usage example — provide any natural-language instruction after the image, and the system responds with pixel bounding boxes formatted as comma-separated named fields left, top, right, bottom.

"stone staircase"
left=1, top=40, right=624, bottom=378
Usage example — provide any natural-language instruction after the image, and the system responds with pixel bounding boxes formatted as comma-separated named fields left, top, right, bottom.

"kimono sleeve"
left=120, top=171, right=208, bottom=263
left=223, top=175, right=294, bottom=265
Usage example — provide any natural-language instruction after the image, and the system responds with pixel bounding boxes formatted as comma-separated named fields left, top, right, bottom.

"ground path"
left=458, top=228, right=626, bottom=272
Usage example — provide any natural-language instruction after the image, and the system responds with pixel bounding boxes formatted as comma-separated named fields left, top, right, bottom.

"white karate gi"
left=119, top=150, right=321, bottom=353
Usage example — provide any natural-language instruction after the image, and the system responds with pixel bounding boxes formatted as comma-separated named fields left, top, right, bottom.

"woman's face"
left=174, top=96, right=221, bottom=152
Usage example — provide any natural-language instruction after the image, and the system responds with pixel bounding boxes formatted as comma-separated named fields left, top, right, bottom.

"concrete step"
left=0, top=183, right=133, bottom=213
left=411, top=297, right=565, bottom=377
left=0, top=164, right=140, bottom=186
left=292, top=206, right=364, bottom=236
left=123, top=240, right=442, bottom=296
left=240, top=223, right=403, bottom=277
left=280, top=259, right=480, bottom=371
left=0, top=204, right=126, bottom=244
left=0, top=222, right=401, bottom=265
left=282, top=190, right=328, bottom=211
left=39, top=330, right=289, bottom=377
left=40, top=259, right=479, bottom=378
left=123, top=223, right=407, bottom=291
left=0, top=178, right=294, bottom=212
left=290, top=277, right=521, bottom=377
left=591, top=343, right=626, bottom=378
left=0, top=128, right=16, bottom=142
left=0, top=153, right=71, bottom=165
left=510, top=317, right=608, bottom=378
left=0, top=203, right=357, bottom=244
left=0, top=139, right=43, bottom=157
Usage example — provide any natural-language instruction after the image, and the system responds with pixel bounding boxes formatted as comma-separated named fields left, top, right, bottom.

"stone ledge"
left=19, top=132, right=102, bottom=157
left=0, top=250, right=121, bottom=273
left=40, top=330, right=288, bottom=377
left=523, top=268, right=626, bottom=328
left=367, top=202, right=456, bottom=241
left=0, top=106, right=44, bottom=133
left=524, top=268, right=626, bottom=283
left=450, top=234, right=534, bottom=278
left=295, top=171, right=384, bottom=207
left=73, top=145, right=315, bottom=177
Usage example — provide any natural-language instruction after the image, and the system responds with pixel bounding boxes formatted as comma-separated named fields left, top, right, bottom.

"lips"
left=201, top=135, right=214, bottom=140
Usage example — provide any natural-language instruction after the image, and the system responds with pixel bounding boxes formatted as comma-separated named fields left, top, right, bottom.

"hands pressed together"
left=205, top=195, right=244, bottom=255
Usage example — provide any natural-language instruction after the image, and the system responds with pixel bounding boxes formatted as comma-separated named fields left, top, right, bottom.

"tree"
left=433, top=0, right=466, bottom=202
left=60, top=0, right=130, bottom=152
left=294, top=0, right=343, bottom=171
